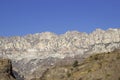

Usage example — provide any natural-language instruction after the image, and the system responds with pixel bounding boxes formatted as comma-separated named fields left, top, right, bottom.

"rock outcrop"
left=0, top=28, right=120, bottom=59
left=0, top=28, right=120, bottom=79
left=0, top=59, right=16, bottom=80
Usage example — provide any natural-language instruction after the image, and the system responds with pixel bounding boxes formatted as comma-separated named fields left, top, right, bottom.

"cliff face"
left=0, top=28, right=120, bottom=79
left=0, top=28, right=120, bottom=59
left=0, top=59, right=16, bottom=80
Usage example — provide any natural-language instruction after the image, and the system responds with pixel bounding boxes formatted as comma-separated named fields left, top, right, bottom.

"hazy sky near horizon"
left=0, top=0, right=120, bottom=36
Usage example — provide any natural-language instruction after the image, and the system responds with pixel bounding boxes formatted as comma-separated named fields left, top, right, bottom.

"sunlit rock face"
left=0, top=28, right=120, bottom=79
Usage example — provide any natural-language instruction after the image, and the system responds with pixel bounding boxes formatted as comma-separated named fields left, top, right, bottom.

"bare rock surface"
left=0, top=28, right=120, bottom=79
left=0, top=59, right=16, bottom=80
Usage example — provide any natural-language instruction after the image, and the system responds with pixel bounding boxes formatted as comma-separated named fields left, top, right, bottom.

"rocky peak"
left=0, top=28, right=120, bottom=80
left=0, top=28, right=120, bottom=58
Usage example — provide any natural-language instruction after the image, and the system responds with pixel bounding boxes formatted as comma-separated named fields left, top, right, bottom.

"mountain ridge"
left=0, top=28, right=120, bottom=79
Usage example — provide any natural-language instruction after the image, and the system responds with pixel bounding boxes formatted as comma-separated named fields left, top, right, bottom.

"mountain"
left=37, top=49, right=120, bottom=80
left=0, top=28, right=120, bottom=79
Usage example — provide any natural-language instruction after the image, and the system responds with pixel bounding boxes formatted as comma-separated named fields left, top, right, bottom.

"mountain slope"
left=39, top=50, right=120, bottom=80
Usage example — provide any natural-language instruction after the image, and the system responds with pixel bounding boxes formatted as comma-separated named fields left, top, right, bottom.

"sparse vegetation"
left=88, top=69, right=92, bottom=72
left=106, top=74, right=111, bottom=77
left=96, top=78, right=102, bottom=80
left=39, top=50, right=120, bottom=80
left=66, top=72, right=71, bottom=77
left=70, top=68, right=73, bottom=71
left=79, top=78, right=82, bottom=80
left=117, top=56, right=120, bottom=59
left=72, top=60, right=78, bottom=67
left=118, top=77, right=120, bottom=80
left=94, top=56, right=99, bottom=60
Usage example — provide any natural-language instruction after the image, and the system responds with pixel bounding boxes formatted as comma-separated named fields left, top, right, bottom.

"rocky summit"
left=0, top=28, right=120, bottom=79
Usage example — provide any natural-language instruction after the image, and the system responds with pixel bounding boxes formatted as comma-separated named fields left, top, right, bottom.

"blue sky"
left=0, top=0, right=120, bottom=36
